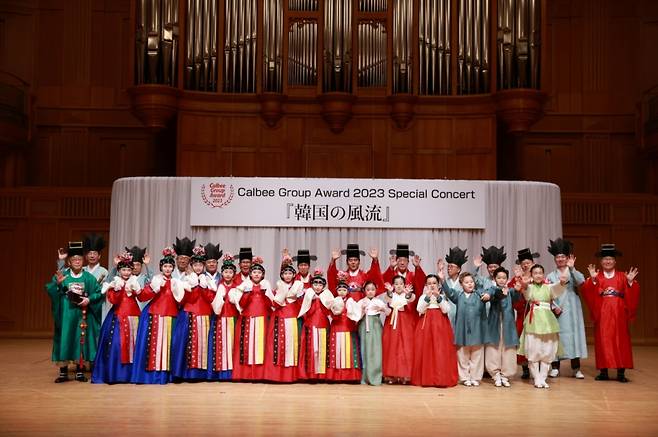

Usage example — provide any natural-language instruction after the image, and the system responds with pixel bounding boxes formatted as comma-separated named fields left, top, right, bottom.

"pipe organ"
left=497, top=0, right=540, bottom=89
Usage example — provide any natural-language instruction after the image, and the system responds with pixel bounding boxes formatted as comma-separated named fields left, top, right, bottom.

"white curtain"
left=109, top=177, right=562, bottom=276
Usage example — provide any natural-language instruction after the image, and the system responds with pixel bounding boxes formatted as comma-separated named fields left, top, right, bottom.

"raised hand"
left=143, top=253, right=151, bottom=265
left=412, top=254, right=421, bottom=267
left=437, top=265, right=445, bottom=282
left=384, top=282, right=393, bottom=292
left=369, top=248, right=379, bottom=259
left=481, top=293, right=490, bottom=302
left=436, top=258, right=445, bottom=274
left=113, top=255, right=121, bottom=266
left=567, top=254, right=576, bottom=269
left=281, top=248, right=290, bottom=258
left=513, top=265, right=522, bottom=278
left=473, top=255, right=483, bottom=269
left=514, top=280, right=523, bottom=291
left=404, top=284, right=414, bottom=294
left=559, top=270, right=569, bottom=285
left=57, top=248, right=68, bottom=260
left=389, top=254, right=397, bottom=268
left=331, top=249, right=341, bottom=261
left=587, top=264, right=598, bottom=279
left=56, top=270, right=65, bottom=284
left=626, top=267, right=639, bottom=283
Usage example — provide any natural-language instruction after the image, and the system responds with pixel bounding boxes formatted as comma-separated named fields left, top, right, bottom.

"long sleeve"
left=413, top=264, right=427, bottom=296
left=327, top=259, right=338, bottom=294
left=570, top=268, right=586, bottom=288
left=624, top=279, right=641, bottom=322
left=367, top=259, right=384, bottom=291
left=417, top=294, right=430, bottom=314
left=441, top=282, right=459, bottom=304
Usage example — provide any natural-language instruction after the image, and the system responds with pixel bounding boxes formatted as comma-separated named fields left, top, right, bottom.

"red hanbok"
left=581, top=271, right=640, bottom=369
left=327, top=259, right=384, bottom=301
left=210, top=280, right=239, bottom=375
left=297, top=289, right=333, bottom=380
left=327, top=297, right=362, bottom=381
left=382, top=292, right=417, bottom=381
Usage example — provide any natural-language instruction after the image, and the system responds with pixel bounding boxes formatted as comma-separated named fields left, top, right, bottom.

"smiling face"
left=205, top=259, right=218, bottom=274
left=297, top=262, right=310, bottom=276
left=487, top=263, right=499, bottom=277
left=69, top=255, right=84, bottom=272
left=425, top=276, right=439, bottom=293
left=447, top=263, right=460, bottom=278
left=554, top=254, right=567, bottom=268
left=119, top=266, right=132, bottom=280
left=495, top=271, right=508, bottom=287
left=132, top=261, right=143, bottom=275
left=531, top=265, right=545, bottom=284
left=239, top=259, right=251, bottom=275
left=460, top=275, right=475, bottom=292
left=249, top=269, right=263, bottom=283
left=347, top=257, right=360, bottom=271
left=312, top=280, right=325, bottom=294
left=393, top=276, right=406, bottom=294
left=520, top=259, right=533, bottom=273
left=221, top=268, right=235, bottom=284
left=397, top=257, right=409, bottom=272
left=176, top=255, right=190, bottom=271
left=161, top=263, right=174, bottom=277
left=85, top=250, right=100, bottom=265
left=192, top=261, right=205, bottom=275
left=600, top=256, right=616, bottom=271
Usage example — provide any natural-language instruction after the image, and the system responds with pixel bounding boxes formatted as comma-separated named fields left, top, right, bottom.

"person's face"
left=119, top=266, right=132, bottom=280
left=460, top=275, right=475, bottom=292
left=176, top=256, right=190, bottom=270
left=298, top=262, right=310, bottom=276
left=426, top=277, right=439, bottom=292
left=312, top=281, right=325, bottom=294
left=250, top=269, right=263, bottom=283
left=239, top=259, right=251, bottom=274
left=531, top=267, right=544, bottom=284
left=364, top=284, right=377, bottom=298
left=205, top=259, right=218, bottom=274
left=69, top=255, right=84, bottom=271
left=132, top=261, right=143, bottom=275
left=447, top=263, right=460, bottom=278
left=347, top=257, right=360, bottom=271
left=86, top=251, right=100, bottom=264
left=520, top=259, right=533, bottom=273
left=221, top=268, right=235, bottom=283
left=161, top=263, right=174, bottom=276
left=601, top=256, right=616, bottom=271
left=487, top=263, right=499, bottom=277
left=281, top=270, right=294, bottom=283
left=192, top=261, right=204, bottom=274
left=337, top=287, right=348, bottom=298
left=495, top=272, right=508, bottom=287
left=397, top=257, right=409, bottom=271
left=554, top=254, right=567, bottom=268
left=393, top=278, right=405, bottom=293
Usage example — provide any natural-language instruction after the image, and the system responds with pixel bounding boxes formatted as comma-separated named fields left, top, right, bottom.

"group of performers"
left=45, top=235, right=640, bottom=389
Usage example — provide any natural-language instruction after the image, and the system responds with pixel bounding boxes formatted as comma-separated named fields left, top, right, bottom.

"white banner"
left=190, top=177, right=486, bottom=229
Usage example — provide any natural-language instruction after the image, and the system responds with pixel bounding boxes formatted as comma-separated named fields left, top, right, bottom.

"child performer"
left=171, top=246, right=217, bottom=381
left=411, top=274, right=458, bottom=388
left=484, top=267, right=520, bottom=387
left=45, top=241, right=103, bottom=382
left=131, top=247, right=188, bottom=384
left=209, top=253, right=239, bottom=380
left=382, top=275, right=416, bottom=384
left=264, top=255, right=305, bottom=382
left=228, top=256, right=273, bottom=381
left=92, top=251, right=142, bottom=384
left=439, top=263, right=490, bottom=387
left=297, top=269, right=334, bottom=380
left=546, top=238, right=588, bottom=379
left=509, top=248, right=539, bottom=380
left=358, top=281, right=391, bottom=385
left=582, top=244, right=640, bottom=383
left=517, top=264, right=567, bottom=389
left=326, top=272, right=362, bottom=382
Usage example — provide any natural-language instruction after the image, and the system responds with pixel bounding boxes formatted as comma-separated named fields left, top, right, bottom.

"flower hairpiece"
left=337, top=270, right=348, bottom=282
left=252, top=256, right=264, bottom=265
left=223, top=252, right=234, bottom=262
left=193, top=246, right=206, bottom=256
left=118, top=251, right=133, bottom=263
left=313, top=267, right=324, bottom=277
left=281, top=254, right=293, bottom=265
left=162, top=246, right=177, bottom=257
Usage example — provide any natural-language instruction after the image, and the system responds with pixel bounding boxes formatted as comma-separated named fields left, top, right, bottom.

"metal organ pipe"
left=458, top=0, right=490, bottom=94
left=419, top=0, right=450, bottom=95
left=323, top=0, right=352, bottom=92
left=135, top=0, right=179, bottom=85
left=497, top=0, right=540, bottom=90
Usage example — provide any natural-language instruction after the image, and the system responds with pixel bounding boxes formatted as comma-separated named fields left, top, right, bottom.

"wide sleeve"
left=367, top=259, right=385, bottom=291
left=272, top=280, right=289, bottom=307
left=327, top=259, right=338, bottom=295
left=549, top=281, right=566, bottom=299
left=570, top=268, right=586, bottom=288
left=211, top=285, right=226, bottom=315
left=138, top=281, right=157, bottom=302
left=45, top=275, right=62, bottom=300
left=346, top=298, right=362, bottom=322
left=87, top=275, right=103, bottom=306
left=170, top=278, right=187, bottom=303
left=382, top=265, right=395, bottom=286
left=107, top=288, right=123, bottom=305
left=441, top=281, right=459, bottom=304
left=413, top=265, right=427, bottom=297
left=624, top=279, right=640, bottom=322
left=416, top=294, right=430, bottom=314
left=580, top=277, right=601, bottom=323
left=330, top=296, right=345, bottom=315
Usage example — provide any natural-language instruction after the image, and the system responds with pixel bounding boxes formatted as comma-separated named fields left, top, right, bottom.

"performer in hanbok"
left=107, top=246, right=152, bottom=310
left=203, top=242, right=223, bottom=288
left=442, top=247, right=469, bottom=329
left=264, top=255, right=304, bottom=382
left=382, top=275, right=416, bottom=384
left=234, top=247, right=253, bottom=285
left=472, top=246, right=507, bottom=291
left=131, top=247, right=188, bottom=384
left=45, top=241, right=103, bottom=382
left=358, top=281, right=390, bottom=385
left=92, top=251, right=142, bottom=384
left=383, top=244, right=426, bottom=300
left=411, top=274, right=458, bottom=388
left=228, top=256, right=273, bottom=381
left=171, top=246, right=216, bottom=381
left=484, top=267, right=520, bottom=387
left=292, top=249, right=317, bottom=290
left=439, top=265, right=490, bottom=387
left=581, top=244, right=640, bottom=383
left=326, top=272, right=362, bottom=382
left=327, top=244, right=383, bottom=301
left=545, top=238, right=588, bottom=379
left=172, top=237, right=195, bottom=280
left=297, top=269, right=334, bottom=381
left=517, top=264, right=567, bottom=389
left=209, top=253, right=239, bottom=380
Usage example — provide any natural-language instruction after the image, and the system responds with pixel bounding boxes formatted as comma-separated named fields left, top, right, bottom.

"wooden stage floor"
left=1, top=339, right=657, bottom=436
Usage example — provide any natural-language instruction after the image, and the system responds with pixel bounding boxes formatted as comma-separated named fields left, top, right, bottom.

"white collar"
left=86, top=263, right=99, bottom=274
left=603, top=270, right=616, bottom=279
left=70, top=270, right=83, bottom=278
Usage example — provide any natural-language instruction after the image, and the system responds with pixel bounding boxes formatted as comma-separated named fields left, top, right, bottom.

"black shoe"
left=521, top=367, right=530, bottom=380
left=75, top=372, right=88, bottom=382
left=617, top=376, right=629, bottom=383
left=595, top=372, right=610, bottom=381
left=54, top=375, right=70, bottom=383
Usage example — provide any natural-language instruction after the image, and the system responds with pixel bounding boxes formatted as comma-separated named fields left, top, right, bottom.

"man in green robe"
left=45, top=241, right=102, bottom=382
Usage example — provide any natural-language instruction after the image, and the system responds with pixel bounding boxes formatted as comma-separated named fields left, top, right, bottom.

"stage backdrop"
left=109, top=177, right=561, bottom=276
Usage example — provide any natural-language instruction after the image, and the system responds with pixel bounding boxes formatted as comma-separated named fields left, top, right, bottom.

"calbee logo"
left=201, top=182, right=235, bottom=208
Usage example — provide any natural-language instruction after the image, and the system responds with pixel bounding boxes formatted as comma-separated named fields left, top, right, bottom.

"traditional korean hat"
left=341, top=243, right=365, bottom=259
left=250, top=256, right=265, bottom=273
left=220, top=253, right=237, bottom=271
left=311, top=268, right=327, bottom=285
left=595, top=243, right=622, bottom=258
left=481, top=246, right=506, bottom=266
left=445, top=247, right=468, bottom=267
left=116, top=251, right=134, bottom=270
left=547, top=238, right=573, bottom=257
left=204, top=243, right=223, bottom=261
left=191, top=246, right=207, bottom=264
left=83, top=233, right=105, bottom=253
left=516, top=248, right=540, bottom=264
left=389, top=244, right=415, bottom=259
left=160, top=247, right=177, bottom=267
left=293, top=249, right=317, bottom=265
left=125, top=246, right=146, bottom=263
left=67, top=241, right=84, bottom=258
left=173, top=237, right=195, bottom=257
left=238, top=247, right=253, bottom=262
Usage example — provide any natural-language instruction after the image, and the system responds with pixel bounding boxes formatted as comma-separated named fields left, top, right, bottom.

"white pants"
left=457, top=345, right=484, bottom=382
left=529, top=361, right=550, bottom=386
left=485, top=335, right=517, bottom=379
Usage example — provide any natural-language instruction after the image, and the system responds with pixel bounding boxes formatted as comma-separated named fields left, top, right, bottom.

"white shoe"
left=502, top=379, right=511, bottom=387
left=463, top=380, right=472, bottom=387
left=574, top=370, right=585, bottom=379
left=494, top=379, right=502, bottom=387
left=534, top=383, right=543, bottom=389
left=548, top=368, right=559, bottom=378
left=471, top=380, right=480, bottom=387
left=542, top=382, right=550, bottom=388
